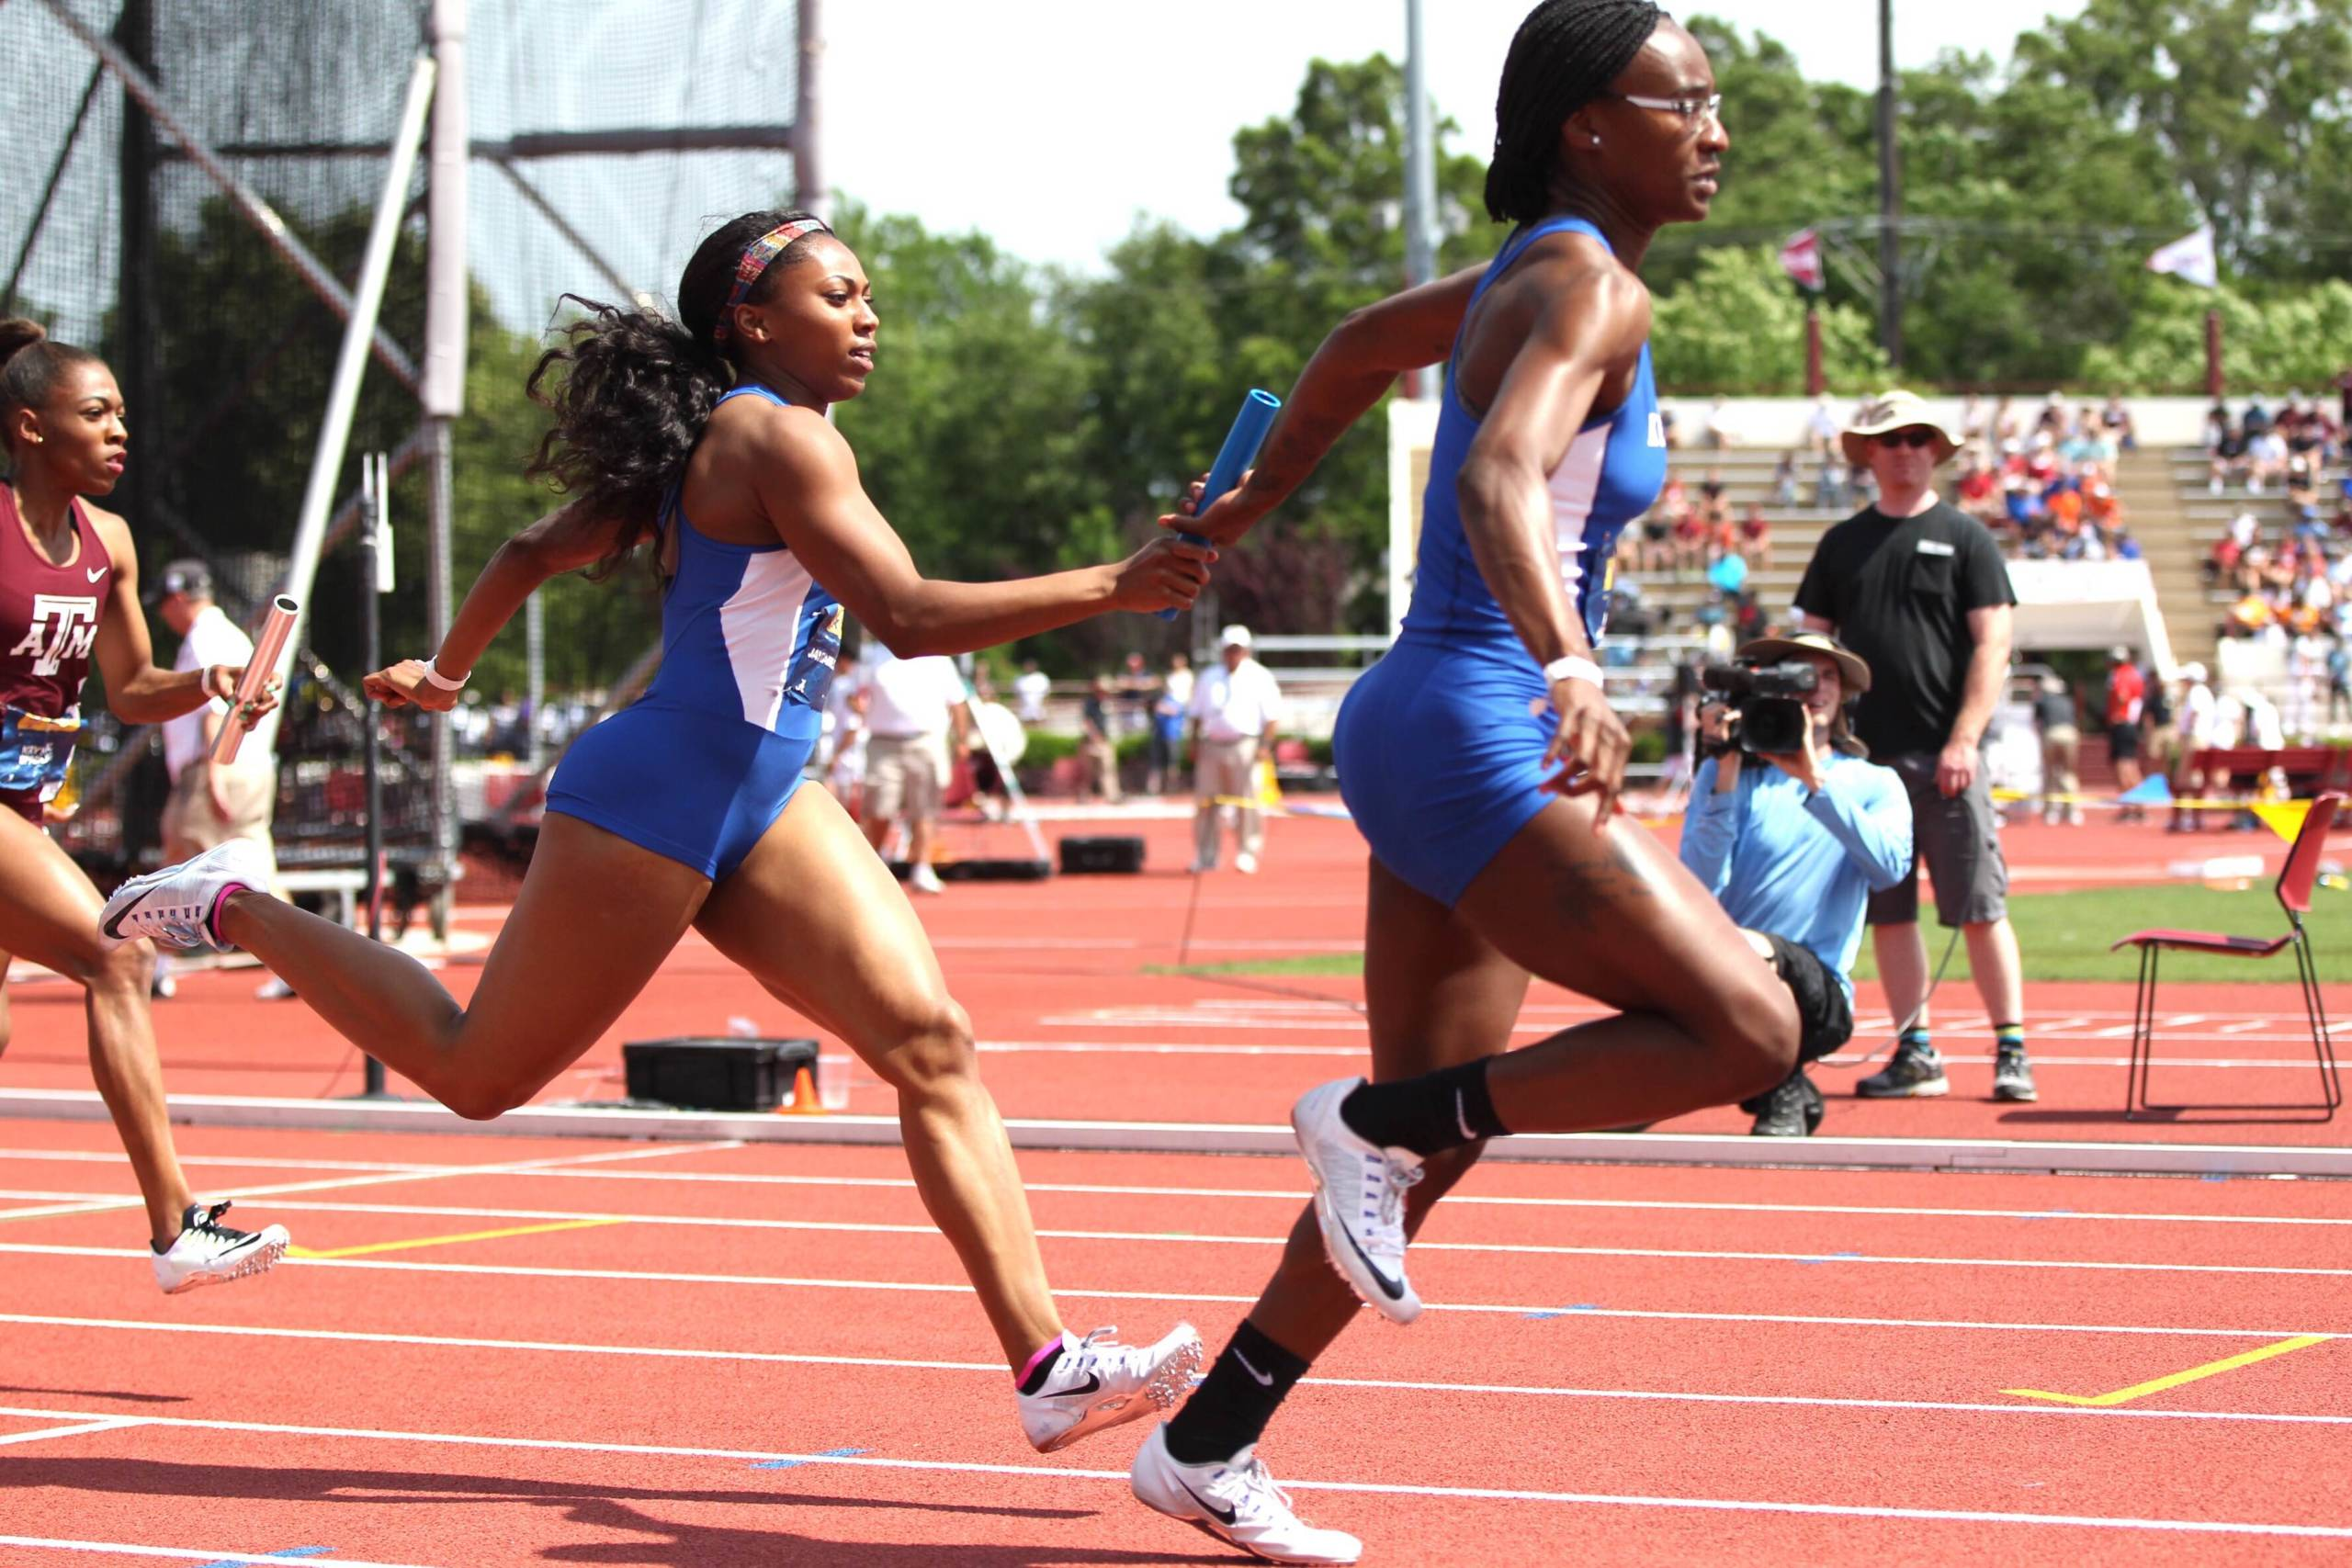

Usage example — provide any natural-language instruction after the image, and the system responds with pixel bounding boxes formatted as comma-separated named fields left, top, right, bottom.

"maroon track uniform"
left=0, top=483, right=111, bottom=821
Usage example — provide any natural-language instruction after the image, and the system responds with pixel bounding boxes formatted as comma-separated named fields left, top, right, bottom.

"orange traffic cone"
left=779, top=1065, right=828, bottom=1116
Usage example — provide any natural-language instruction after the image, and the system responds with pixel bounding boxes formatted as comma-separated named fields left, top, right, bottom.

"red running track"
left=2, top=1120, right=2349, bottom=1565
left=4, top=806, right=2342, bottom=1142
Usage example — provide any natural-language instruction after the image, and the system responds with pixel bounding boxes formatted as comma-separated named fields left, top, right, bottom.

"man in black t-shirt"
left=1795, top=390, right=2036, bottom=1105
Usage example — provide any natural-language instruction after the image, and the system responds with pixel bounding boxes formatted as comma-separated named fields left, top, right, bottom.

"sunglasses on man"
left=1874, top=428, right=1940, bottom=450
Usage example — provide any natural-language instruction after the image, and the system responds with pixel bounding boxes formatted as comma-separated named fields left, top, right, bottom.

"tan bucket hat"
left=1840, top=389, right=1961, bottom=467
left=1735, top=631, right=1871, bottom=694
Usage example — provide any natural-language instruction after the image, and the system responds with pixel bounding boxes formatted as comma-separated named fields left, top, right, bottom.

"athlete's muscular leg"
left=693, top=784, right=1062, bottom=1371
left=0, top=809, right=189, bottom=1245
left=1248, top=857, right=1528, bottom=1361
left=219, top=814, right=709, bottom=1119
left=1458, top=795, right=1799, bottom=1130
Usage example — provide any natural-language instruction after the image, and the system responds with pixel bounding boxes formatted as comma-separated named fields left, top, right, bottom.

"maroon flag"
left=1779, top=228, right=1825, bottom=291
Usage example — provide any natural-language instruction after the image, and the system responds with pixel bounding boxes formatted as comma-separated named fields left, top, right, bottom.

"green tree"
left=2012, top=0, right=2352, bottom=279
left=1648, top=247, right=1886, bottom=392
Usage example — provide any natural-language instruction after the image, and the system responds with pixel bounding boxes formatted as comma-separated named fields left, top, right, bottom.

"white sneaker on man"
left=907, top=863, right=946, bottom=896
left=1235, top=852, right=1259, bottom=875
left=1130, top=1425, right=1362, bottom=1564
left=152, top=1201, right=289, bottom=1294
left=1291, top=1077, right=1423, bottom=1325
left=100, top=840, right=271, bottom=953
left=255, top=975, right=298, bottom=1000
left=1017, top=1323, right=1203, bottom=1453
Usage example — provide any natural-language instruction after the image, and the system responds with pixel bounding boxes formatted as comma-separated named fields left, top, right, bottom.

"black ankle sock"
left=1015, top=1339, right=1064, bottom=1395
left=1164, top=1320, right=1310, bottom=1466
left=1339, top=1058, right=1508, bottom=1158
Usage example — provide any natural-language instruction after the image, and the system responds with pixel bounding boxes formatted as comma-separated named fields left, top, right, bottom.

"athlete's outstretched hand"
left=1159, top=469, right=1264, bottom=548
left=365, top=660, right=462, bottom=713
left=1541, top=675, right=1629, bottom=829
left=1108, top=535, right=1217, bottom=615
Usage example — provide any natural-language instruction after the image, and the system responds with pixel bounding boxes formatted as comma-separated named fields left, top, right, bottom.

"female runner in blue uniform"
left=105, top=212, right=1209, bottom=1452
left=1125, top=6, right=1822, bottom=1561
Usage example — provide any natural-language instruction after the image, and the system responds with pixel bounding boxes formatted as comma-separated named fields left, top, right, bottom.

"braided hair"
left=1485, top=0, right=1666, bottom=226
left=0, top=319, right=105, bottom=465
left=525, top=209, right=830, bottom=575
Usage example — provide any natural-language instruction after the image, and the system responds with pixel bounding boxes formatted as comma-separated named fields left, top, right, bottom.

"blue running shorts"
left=1333, top=637, right=1558, bottom=907
left=544, top=700, right=815, bottom=881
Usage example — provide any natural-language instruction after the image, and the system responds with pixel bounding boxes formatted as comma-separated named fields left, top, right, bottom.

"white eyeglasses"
left=1606, top=91, right=1724, bottom=128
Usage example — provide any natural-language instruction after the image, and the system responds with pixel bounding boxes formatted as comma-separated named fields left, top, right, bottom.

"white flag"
left=2146, top=224, right=2218, bottom=288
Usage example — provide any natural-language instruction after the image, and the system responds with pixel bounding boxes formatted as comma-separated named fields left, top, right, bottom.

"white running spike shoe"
left=153, top=1201, right=289, bottom=1294
left=1291, top=1077, right=1423, bottom=1325
left=1018, top=1322, right=1204, bottom=1454
left=1131, top=1425, right=1362, bottom=1564
left=100, top=840, right=272, bottom=953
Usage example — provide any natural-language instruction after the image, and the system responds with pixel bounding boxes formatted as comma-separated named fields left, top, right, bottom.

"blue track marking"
left=755, top=1445, right=869, bottom=1471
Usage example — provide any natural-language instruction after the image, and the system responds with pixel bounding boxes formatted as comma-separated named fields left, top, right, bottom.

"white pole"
left=1402, top=0, right=1439, bottom=401
left=797, top=0, right=825, bottom=220
left=424, top=0, right=470, bottom=929
left=422, top=0, right=469, bottom=420
left=277, top=52, right=436, bottom=652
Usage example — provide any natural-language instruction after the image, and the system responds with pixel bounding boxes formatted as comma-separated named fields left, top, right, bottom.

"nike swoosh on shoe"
left=1337, top=1213, right=1407, bottom=1301
left=101, top=886, right=157, bottom=942
left=1180, top=1479, right=1238, bottom=1527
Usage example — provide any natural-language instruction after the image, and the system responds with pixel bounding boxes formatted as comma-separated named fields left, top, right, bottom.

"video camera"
left=1699, top=660, right=1817, bottom=756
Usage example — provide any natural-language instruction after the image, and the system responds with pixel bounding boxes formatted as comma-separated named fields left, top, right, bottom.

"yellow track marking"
left=2004, top=1335, right=2334, bottom=1406
left=288, top=1216, right=623, bottom=1259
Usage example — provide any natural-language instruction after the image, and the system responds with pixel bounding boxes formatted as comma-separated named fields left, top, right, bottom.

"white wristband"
left=1543, top=655, right=1605, bottom=689
left=421, top=658, right=470, bottom=693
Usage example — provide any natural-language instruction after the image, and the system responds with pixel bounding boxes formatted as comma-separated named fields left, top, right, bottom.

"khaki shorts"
left=865, top=733, right=948, bottom=822
left=162, top=761, right=279, bottom=885
left=1865, top=751, right=2008, bottom=928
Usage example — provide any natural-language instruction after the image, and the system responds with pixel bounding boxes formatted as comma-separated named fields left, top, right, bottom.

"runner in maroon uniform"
left=0, top=318, right=289, bottom=1291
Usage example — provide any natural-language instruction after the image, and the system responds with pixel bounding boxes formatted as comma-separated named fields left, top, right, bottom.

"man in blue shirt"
left=1681, top=634, right=1914, bottom=1134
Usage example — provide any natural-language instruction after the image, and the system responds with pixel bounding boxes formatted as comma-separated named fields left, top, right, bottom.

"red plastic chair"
left=2111, top=792, right=2343, bottom=1121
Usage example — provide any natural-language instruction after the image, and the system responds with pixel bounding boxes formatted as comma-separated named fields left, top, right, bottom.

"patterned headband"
left=711, top=218, right=831, bottom=346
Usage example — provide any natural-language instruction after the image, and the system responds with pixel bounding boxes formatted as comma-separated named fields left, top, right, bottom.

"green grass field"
left=1151, top=882, right=2349, bottom=986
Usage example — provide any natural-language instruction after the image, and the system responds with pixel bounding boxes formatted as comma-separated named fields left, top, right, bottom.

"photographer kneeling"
left=1682, top=635, right=1914, bottom=1135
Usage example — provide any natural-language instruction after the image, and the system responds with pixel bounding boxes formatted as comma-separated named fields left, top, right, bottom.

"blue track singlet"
left=1332, top=217, right=1668, bottom=905
left=545, top=383, right=845, bottom=879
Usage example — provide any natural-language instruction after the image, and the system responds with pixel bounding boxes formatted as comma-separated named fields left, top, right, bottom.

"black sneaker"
left=1744, top=1070, right=1823, bottom=1137
left=1992, top=1043, right=2039, bottom=1102
left=1856, top=1039, right=1948, bottom=1098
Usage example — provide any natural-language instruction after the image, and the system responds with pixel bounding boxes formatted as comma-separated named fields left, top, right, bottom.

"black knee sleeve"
left=1761, top=932, right=1853, bottom=1065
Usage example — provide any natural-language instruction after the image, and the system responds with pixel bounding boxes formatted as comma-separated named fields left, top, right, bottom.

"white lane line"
left=0, top=1416, right=145, bottom=1447
left=6, top=1198, right=2346, bottom=1277
left=3, top=1269, right=2339, bottom=1341
left=0, top=1405, right=2344, bottom=1538
left=0, top=1538, right=441, bottom=1567
left=6, top=1149, right=2349, bottom=1229
left=0, top=1325, right=2342, bottom=1427
left=0, top=1140, right=743, bottom=1224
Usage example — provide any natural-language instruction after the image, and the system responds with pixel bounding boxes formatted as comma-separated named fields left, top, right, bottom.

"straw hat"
left=1840, top=389, right=1962, bottom=467
left=1735, top=631, right=1871, bottom=694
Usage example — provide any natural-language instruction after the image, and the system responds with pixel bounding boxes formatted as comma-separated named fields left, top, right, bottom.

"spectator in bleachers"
left=2209, top=421, right=2250, bottom=493
left=2103, top=393, right=2137, bottom=451
left=1804, top=394, right=1841, bottom=465
left=1991, top=395, right=2021, bottom=450
left=2328, top=637, right=2352, bottom=730
left=2287, top=628, right=2327, bottom=743
left=1737, top=502, right=1772, bottom=573
left=2242, top=394, right=2274, bottom=438
left=2247, top=424, right=2290, bottom=493
left=1769, top=449, right=1799, bottom=507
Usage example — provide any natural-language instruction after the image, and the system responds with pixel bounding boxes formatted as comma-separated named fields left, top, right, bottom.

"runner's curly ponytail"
left=525, top=209, right=829, bottom=576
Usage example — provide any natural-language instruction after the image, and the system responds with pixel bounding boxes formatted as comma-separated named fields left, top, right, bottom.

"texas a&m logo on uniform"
left=8, top=593, right=101, bottom=678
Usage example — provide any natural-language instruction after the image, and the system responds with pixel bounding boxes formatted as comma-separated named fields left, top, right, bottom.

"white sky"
left=824, top=0, right=2090, bottom=275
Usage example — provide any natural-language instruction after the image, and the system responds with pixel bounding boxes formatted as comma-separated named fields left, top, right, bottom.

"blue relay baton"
left=1158, top=388, right=1283, bottom=621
